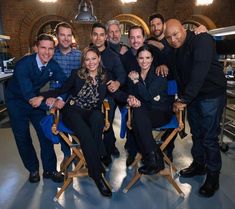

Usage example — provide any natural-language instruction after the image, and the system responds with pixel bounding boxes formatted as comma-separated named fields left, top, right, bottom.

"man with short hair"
left=5, top=34, right=67, bottom=183
left=165, top=19, right=226, bottom=197
left=121, top=25, right=162, bottom=166
left=54, top=22, right=81, bottom=77
left=90, top=22, right=126, bottom=165
left=53, top=22, right=81, bottom=161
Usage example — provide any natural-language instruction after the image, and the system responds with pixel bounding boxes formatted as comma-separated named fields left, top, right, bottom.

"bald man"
left=165, top=19, right=226, bottom=197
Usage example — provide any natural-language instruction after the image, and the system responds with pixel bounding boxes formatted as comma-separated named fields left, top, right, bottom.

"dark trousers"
left=6, top=99, right=57, bottom=172
left=187, top=94, right=226, bottom=172
left=61, top=105, right=105, bottom=180
left=124, top=129, right=139, bottom=157
left=132, top=105, right=172, bottom=155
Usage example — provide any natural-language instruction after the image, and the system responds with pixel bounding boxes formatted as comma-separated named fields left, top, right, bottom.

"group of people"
left=5, top=13, right=226, bottom=199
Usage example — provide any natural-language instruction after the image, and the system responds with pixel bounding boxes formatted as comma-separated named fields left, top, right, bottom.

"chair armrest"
left=50, top=107, right=60, bottom=135
left=175, top=109, right=184, bottom=131
left=126, top=106, right=132, bottom=130
left=103, top=99, right=110, bottom=131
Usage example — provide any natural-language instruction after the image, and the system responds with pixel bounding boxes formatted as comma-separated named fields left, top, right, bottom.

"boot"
left=199, top=172, right=219, bottom=197
left=179, top=161, right=206, bottom=178
left=138, top=151, right=158, bottom=175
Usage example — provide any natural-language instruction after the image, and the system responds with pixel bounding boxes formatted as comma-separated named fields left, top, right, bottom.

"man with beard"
left=106, top=19, right=129, bottom=55
left=53, top=22, right=81, bottom=164
left=90, top=22, right=126, bottom=166
left=121, top=25, right=163, bottom=166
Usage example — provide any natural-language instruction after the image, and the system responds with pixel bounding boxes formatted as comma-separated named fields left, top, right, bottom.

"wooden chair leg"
left=123, top=172, right=142, bottom=193
left=54, top=178, right=73, bottom=201
left=159, top=168, right=184, bottom=197
left=128, top=153, right=142, bottom=170
left=60, top=153, right=76, bottom=172
left=165, top=174, right=185, bottom=197
left=162, top=152, right=177, bottom=173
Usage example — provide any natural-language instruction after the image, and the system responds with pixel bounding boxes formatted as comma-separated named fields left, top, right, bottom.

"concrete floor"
left=1, top=111, right=235, bottom=209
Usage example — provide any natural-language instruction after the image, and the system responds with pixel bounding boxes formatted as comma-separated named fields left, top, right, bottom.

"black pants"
left=61, top=104, right=105, bottom=180
left=132, top=105, right=172, bottom=155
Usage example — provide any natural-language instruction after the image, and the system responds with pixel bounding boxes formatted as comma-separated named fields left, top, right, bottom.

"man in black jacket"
left=165, top=19, right=226, bottom=197
left=90, top=22, right=126, bottom=165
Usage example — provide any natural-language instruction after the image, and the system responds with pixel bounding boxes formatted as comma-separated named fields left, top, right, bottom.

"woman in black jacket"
left=128, top=45, right=173, bottom=175
left=35, top=46, right=112, bottom=197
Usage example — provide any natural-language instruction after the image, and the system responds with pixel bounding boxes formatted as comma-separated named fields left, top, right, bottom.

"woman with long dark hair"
left=128, top=45, right=173, bottom=175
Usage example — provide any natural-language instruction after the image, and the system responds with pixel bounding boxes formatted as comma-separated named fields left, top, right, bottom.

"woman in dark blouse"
left=128, top=45, right=173, bottom=175
left=37, top=46, right=112, bottom=197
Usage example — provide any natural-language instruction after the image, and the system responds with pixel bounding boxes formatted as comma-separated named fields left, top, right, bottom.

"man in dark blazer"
left=5, top=34, right=67, bottom=183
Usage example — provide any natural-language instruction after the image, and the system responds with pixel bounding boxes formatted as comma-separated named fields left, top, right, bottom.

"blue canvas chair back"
left=156, top=79, right=178, bottom=130
left=40, top=114, right=73, bottom=144
left=120, top=107, right=128, bottom=138
left=119, top=80, right=179, bottom=138
left=167, top=80, right=178, bottom=96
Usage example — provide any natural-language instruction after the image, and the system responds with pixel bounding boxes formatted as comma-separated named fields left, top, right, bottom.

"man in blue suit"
left=5, top=34, right=67, bottom=183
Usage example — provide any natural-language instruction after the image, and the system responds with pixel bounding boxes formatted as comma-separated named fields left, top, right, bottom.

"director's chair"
left=41, top=100, right=111, bottom=201
left=123, top=80, right=185, bottom=196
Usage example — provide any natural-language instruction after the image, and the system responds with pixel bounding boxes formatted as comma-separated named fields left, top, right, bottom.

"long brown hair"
left=78, top=46, right=106, bottom=83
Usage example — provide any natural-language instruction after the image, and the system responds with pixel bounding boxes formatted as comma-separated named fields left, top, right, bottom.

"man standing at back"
left=53, top=22, right=81, bottom=164
left=106, top=19, right=129, bottom=55
left=165, top=19, right=226, bottom=197
left=121, top=25, right=163, bottom=166
left=90, top=22, right=126, bottom=166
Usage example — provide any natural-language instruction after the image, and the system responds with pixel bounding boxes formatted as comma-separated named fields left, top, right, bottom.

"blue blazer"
left=5, top=53, right=67, bottom=102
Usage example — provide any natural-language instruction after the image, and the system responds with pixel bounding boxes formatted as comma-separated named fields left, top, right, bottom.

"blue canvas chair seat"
left=155, top=114, right=178, bottom=130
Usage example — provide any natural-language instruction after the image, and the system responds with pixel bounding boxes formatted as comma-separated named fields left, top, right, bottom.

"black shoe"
left=138, top=151, right=164, bottom=175
left=101, top=156, right=112, bottom=167
left=199, top=172, right=219, bottom=197
left=111, top=146, right=120, bottom=158
left=43, top=171, right=64, bottom=183
left=94, top=176, right=112, bottom=197
left=179, top=161, right=206, bottom=178
left=138, top=165, right=161, bottom=175
left=29, top=171, right=40, bottom=183
left=126, top=154, right=136, bottom=167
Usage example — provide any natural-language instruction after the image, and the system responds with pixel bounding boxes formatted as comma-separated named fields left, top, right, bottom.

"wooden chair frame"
left=123, top=107, right=185, bottom=197
left=50, top=100, right=111, bottom=201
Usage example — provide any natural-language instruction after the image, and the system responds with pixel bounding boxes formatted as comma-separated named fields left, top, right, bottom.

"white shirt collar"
left=36, top=54, right=48, bottom=69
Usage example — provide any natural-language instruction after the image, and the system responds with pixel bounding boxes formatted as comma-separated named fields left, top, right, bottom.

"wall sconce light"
left=196, top=0, right=213, bottom=6
left=121, top=0, right=137, bottom=4
left=39, top=0, right=57, bottom=2
left=74, top=0, right=97, bottom=24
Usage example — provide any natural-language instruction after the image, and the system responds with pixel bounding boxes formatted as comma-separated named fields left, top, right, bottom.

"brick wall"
left=1, top=0, right=235, bottom=60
